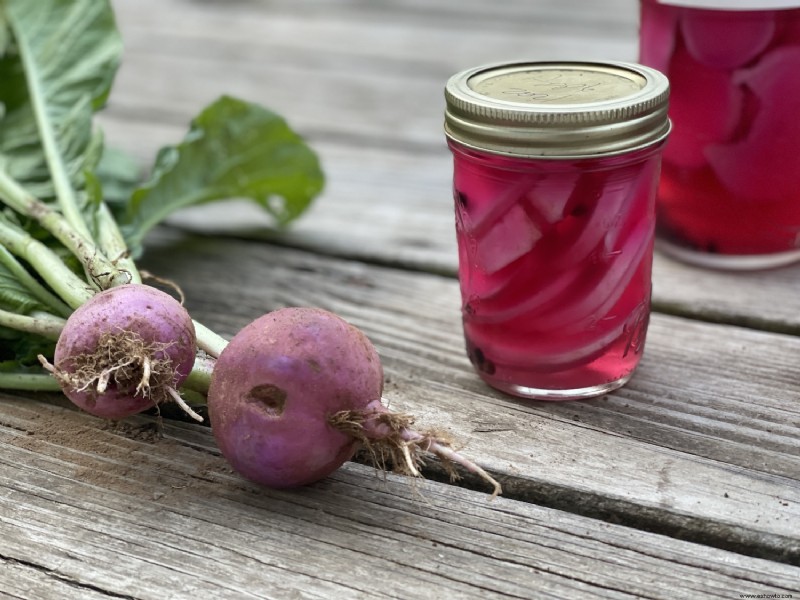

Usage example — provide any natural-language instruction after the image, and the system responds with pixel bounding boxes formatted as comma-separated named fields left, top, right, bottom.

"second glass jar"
left=640, top=0, right=800, bottom=269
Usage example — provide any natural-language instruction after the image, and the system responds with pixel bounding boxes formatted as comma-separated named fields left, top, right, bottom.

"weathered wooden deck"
left=1, top=0, right=799, bottom=598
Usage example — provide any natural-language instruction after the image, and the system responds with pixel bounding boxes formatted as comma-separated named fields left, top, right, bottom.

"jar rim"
left=444, top=60, right=671, bottom=159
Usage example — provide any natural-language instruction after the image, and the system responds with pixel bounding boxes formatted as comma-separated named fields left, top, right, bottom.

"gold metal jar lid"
left=444, top=61, right=670, bottom=158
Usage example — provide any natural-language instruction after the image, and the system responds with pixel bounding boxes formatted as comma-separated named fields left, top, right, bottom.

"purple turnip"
left=39, top=284, right=198, bottom=421
left=208, top=307, right=501, bottom=496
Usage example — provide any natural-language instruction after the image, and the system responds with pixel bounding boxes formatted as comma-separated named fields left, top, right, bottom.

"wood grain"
left=137, top=231, right=800, bottom=564
left=0, top=394, right=797, bottom=600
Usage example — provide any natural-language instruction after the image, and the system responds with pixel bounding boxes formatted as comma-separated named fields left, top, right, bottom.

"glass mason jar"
left=639, top=0, right=800, bottom=269
left=444, top=61, right=670, bottom=400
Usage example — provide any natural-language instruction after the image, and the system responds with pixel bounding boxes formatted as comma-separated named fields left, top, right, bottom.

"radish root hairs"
left=330, top=398, right=503, bottom=498
left=38, top=329, right=176, bottom=401
left=39, top=327, right=200, bottom=422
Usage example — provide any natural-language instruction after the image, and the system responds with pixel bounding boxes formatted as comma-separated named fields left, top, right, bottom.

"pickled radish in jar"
left=706, top=47, right=800, bottom=202
left=465, top=260, right=580, bottom=324
left=464, top=318, right=625, bottom=372
left=533, top=218, right=653, bottom=332
left=445, top=60, right=668, bottom=399
left=663, top=45, right=744, bottom=168
left=639, top=0, right=680, bottom=69
left=682, top=9, right=776, bottom=69
left=639, top=1, right=800, bottom=265
left=473, top=203, right=543, bottom=273
left=546, top=172, right=622, bottom=271
left=453, top=169, right=535, bottom=234
left=524, top=172, right=579, bottom=225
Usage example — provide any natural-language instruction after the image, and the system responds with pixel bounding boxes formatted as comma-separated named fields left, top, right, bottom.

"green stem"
left=0, top=308, right=65, bottom=340
left=0, top=170, right=129, bottom=290
left=0, top=370, right=62, bottom=392
left=10, top=17, right=93, bottom=243
left=0, top=219, right=93, bottom=309
left=194, top=320, right=228, bottom=358
left=178, top=387, right=208, bottom=407
left=184, top=353, right=215, bottom=394
left=0, top=245, right=72, bottom=318
left=96, top=202, right=141, bottom=284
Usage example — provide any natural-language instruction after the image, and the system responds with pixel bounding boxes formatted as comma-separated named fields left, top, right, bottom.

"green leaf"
left=95, top=146, right=143, bottom=207
left=119, top=95, right=325, bottom=254
left=0, top=0, right=122, bottom=235
left=0, top=332, right=55, bottom=365
left=0, top=258, right=42, bottom=314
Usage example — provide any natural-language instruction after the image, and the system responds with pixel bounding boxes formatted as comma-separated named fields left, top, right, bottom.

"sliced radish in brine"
left=464, top=318, right=626, bottom=372
left=464, top=259, right=582, bottom=325
left=682, top=9, right=776, bottom=70
left=531, top=217, right=653, bottom=333
left=473, top=203, right=543, bottom=274
left=455, top=170, right=540, bottom=235
left=639, top=0, right=680, bottom=70
left=603, top=157, right=659, bottom=252
left=458, top=173, right=580, bottom=301
left=524, top=171, right=581, bottom=225
left=772, top=13, right=800, bottom=47
left=548, top=170, right=638, bottom=272
left=663, top=45, right=745, bottom=169
left=705, top=46, right=800, bottom=202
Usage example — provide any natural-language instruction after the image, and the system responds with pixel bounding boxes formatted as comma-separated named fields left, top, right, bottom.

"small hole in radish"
left=246, top=384, right=287, bottom=417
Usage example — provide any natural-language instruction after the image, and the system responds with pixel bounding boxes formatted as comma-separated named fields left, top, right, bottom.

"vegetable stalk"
left=0, top=0, right=323, bottom=408
left=0, top=169, right=131, bottom=289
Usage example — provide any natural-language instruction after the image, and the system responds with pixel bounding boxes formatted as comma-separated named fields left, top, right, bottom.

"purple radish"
left=41, top=284, right=197, bottom=421
left=207, top=307, right=501, bottom=495
left=682, top=9, right=776, bottom=70
left=706, top=47, right=800, bottom=202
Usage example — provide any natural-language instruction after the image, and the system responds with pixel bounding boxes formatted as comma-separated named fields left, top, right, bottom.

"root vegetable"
left=41, top=284, right=198, bottom=420
left=208, top=307, right=501, bottom=496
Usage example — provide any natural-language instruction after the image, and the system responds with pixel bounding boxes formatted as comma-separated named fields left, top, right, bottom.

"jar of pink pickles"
left=640, top=0, right=800, bottom=269
left=444, top=61, right=670, bottom=400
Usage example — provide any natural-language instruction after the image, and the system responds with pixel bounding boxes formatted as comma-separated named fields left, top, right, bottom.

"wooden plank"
left=134, top=232, right=800, bottom=563
left=0, top=558, right=113, bottom=600
left=0, top=394, right=797, bottom=599
left=101, top=0, right=639, bottom=147
left=110, top=0, right=639, bottom=69
left=651, top=254, right=800, bottom=333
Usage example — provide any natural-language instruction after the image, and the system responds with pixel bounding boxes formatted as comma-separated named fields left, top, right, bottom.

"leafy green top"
left=0, top=0, right=324, bottom=376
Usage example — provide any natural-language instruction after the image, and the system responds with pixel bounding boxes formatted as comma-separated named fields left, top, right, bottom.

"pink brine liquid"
left=640, top=1, right=800, bottom=264
left=450, top=141, right=661, bottom=399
